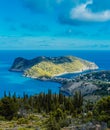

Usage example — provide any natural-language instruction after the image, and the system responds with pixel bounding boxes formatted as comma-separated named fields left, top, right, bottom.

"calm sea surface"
left=0, top=50, right=110, bottom=97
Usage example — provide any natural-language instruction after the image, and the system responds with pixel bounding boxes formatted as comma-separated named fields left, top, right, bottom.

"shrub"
left=0, top=97, right=19, bottom=120
left=94, top=96, right=110, bottom=123
left=0, top=116, right=5, bottom=121
left=18, top=128, right=27, bottom=130
left=17, top=118, right=29, bottom=124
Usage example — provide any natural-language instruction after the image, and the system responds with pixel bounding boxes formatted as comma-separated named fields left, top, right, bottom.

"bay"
left=0, top=50, right=110, bottom=97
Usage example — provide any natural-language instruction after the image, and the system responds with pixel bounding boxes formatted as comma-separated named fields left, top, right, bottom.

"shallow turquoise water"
left=0, top=55, right=61, bottom=97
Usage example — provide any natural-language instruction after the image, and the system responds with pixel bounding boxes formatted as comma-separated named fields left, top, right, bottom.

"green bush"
left=47, top=118, right=61, bottom=130
left=0, top=116, right=5, bottom=121
left=94, top=96, right=110, bottom=123
left=18, top=128, right=27, bottom=130
left=17, top=118, right=29, bottom=124
left=59, top=118, right=70, bottom=128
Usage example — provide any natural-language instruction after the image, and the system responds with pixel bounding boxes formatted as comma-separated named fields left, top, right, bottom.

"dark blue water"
left=0, top=50, right=110, bottom=97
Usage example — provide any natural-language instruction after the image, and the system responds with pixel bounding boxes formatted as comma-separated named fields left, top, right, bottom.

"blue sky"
left=0, top=0, right=110, bottom=50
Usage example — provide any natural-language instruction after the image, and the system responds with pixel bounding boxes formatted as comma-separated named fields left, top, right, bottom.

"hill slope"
left=10, top=56, right=98, bottom=78
left=61, top=71, right=110, bottom=97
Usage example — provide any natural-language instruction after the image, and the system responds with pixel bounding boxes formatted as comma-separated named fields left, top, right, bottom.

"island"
left=9, top=55, right=98, bottom=79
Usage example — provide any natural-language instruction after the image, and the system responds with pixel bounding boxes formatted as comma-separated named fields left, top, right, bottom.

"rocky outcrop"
left=61, top=81, right=98, bottom=96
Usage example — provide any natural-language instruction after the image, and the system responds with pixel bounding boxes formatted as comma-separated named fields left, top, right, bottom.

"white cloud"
left=70, top=0, right=110, bottom=22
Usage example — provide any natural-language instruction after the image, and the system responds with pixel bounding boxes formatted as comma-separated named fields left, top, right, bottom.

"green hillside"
left=24, top=56, right=98, bottom=78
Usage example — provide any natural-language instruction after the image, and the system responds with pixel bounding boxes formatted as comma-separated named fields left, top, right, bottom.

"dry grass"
left=25, top=56, right=94, bottom=78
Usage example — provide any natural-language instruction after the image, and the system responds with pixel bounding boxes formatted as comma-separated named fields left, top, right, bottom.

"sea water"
left=0, top=50, right=110, bottom=97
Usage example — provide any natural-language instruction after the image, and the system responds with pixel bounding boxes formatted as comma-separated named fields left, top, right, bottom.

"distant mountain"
left=10, top=56, right=98, bottom=79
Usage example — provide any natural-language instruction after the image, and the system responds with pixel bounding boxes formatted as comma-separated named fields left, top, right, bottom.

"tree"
left=73, top=91, right=83, bottom=114
left=54, top=108, right=65, bottom=122
left=0, top=97, right=19, bottom=120
left=46, top=108, right=67, bottom=130
left=94, top=96, right=110, bottom=127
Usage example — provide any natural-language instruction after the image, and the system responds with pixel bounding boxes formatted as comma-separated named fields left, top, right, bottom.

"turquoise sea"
left=0, top=50, right=110, bottom=97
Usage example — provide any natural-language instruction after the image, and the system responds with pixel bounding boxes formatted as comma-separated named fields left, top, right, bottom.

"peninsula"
left=10, top=56, right=98, bottom=79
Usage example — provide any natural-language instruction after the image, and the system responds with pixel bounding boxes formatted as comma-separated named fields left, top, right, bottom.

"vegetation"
left=0, top=91, right=109, bottom=129
left=76, top=70, right=110, bottom=82
left=24, top=56, right=97, bottom=78
left=0, top=97, right=18, bottom=120
left=72, top=71, right=110, bottom=97
left=94, top=96, right=110, bottom=124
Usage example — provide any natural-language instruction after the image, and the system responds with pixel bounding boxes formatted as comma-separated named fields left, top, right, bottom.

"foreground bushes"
left=94, top=96, right=110, bottom=127
left=0, top=97, right=18, bottom=120
left=0, top=91, right=109, bottom=128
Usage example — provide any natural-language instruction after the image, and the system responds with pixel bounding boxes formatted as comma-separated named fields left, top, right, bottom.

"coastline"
left=24, top=67, right=99, bottom=85
left=1, top=50, right=110, bottom=99
left=24, top=65, right=99, bottom=78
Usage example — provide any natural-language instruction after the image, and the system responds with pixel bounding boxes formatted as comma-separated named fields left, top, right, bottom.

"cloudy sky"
left=0, top=0, right=110, bottom=50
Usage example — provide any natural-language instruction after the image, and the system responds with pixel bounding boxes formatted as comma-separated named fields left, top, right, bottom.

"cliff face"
left=10, top=56, right=98, bottom=78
